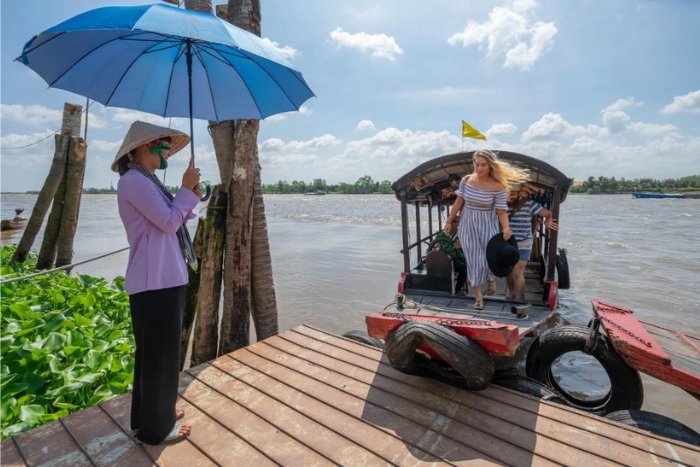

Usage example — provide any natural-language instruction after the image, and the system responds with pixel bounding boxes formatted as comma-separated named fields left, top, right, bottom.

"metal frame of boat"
left=367, top=150, right=574, bottom=357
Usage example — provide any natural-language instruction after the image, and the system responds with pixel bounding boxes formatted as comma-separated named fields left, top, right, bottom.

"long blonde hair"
left=472, top=149, right=529, bottom=195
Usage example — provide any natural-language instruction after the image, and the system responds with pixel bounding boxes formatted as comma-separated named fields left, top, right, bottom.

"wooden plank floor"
left=3, top=325, right=700, bottom=466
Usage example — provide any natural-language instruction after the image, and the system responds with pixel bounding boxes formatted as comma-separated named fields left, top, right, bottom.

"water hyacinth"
left=1, top=245, right=134, bottom=439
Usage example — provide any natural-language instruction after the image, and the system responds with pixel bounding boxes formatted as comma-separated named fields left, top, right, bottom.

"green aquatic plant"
left=0, top=245, right=133, bottom=439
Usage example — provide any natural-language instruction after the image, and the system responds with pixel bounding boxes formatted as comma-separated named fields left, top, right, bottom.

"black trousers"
left=129, top=285, right=184, bottom=444
left=453, top=257, right=467, bottom=290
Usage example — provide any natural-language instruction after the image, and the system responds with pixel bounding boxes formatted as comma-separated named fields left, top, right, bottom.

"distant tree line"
left=262, top=176, right=393, bottom=194
left=571, top=175, right=700, bottom=194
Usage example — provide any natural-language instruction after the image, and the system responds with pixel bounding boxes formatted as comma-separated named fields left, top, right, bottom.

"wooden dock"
left=3, top=325, right=700, bottom=466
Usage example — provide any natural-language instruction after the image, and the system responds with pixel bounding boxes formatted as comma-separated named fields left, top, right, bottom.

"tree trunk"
left=229, top=0, right=279, bottom=341
left=184, top=0, right=211, bottom=13
left=55, top=136, right=87, bottom=268
left=12, top=103, right=82, bottom=264
left=36, top=161, right=68, bottom=270
left=214, top=119, right=257, bottom=354
left=180, top=216, right=205, bottom=369
left=191, top=186, right=226, bottom=366
left=251, top=162, right=278, bottom=339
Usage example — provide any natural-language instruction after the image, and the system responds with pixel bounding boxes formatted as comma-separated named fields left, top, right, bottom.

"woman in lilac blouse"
left=111, top=121, right=201, bottom=445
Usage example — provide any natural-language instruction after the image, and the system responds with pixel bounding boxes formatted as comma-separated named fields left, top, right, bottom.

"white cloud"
left=602, top=97, right=642, bottom=113
left=0, top=129, right=56, bottom=151
left=661, top=89, right=700, bottom=114
left=108, top=108, right=185, bottom=127
left=260, top=37, right=300, bottom=60
left=90, top=139, right=122, bottom=152
left=602, top=110, right=630, bottom=134
left=522, top=113, right=606, bottom=141
left=1, top=104, right=62, bottom=126
left=485, top=123, right=517, bottom=137
left=260, top=134, right=341, bottom=153
left=356, top=120, right=376, bottom=131
left=329, top=27, right=404, bottom=61
left=447, top=3, right=557, bottom=71
left=627, top=122, right=678, bottom=135
left=263, top=105, right=313, bottom=122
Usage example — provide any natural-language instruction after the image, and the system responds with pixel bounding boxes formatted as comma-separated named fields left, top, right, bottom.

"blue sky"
left=2, top=0, right=699, bottom=192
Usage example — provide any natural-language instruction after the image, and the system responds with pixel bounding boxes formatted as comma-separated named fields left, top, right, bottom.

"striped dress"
left=456, top=179, right=508, bottom=287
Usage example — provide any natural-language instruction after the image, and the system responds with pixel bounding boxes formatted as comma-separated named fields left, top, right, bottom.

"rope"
left=0, top=247, right=129, bottom=285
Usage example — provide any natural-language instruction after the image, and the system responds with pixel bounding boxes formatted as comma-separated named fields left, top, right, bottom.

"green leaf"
left=72, top=312, right=92, bottom=327
left=44, top=312, right=67, bottom=333
left=2, top=382, right=29, bottom=397
left=21, top=373, right=45, bottom=394
left=2, top=421, right=28, bottom=438
left=19, top=405, right=44, bottom=426
left=43, top=332, right=66, bottom=352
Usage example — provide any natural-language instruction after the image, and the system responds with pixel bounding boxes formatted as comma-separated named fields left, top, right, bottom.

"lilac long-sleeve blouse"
left=117, top=170, right=199, bottom=295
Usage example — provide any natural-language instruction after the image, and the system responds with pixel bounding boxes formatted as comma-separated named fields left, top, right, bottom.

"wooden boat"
left=366, top=151, right=574, bottom=360
left=1, top=209, right=27, bottom=231
left=592, top=299, right=700, bottom=401
left=632, top=192, right=686, bottom=199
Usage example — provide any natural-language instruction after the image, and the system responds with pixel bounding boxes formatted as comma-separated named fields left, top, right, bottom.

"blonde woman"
left=444, top=150, right=529, bottom=309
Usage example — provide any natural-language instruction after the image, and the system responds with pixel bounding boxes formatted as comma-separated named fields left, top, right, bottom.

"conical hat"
left=111, top=121, right=190, bottom=172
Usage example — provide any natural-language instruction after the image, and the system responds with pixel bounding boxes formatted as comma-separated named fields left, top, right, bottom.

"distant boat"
left=632, top=192, right=686, bottom=199
left=304, top=191, right=326, bottom=196
left=1, top=208, right=27, bottom=231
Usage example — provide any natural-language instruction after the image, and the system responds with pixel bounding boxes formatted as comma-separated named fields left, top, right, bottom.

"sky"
left=1, top=0, right=699, bottom=192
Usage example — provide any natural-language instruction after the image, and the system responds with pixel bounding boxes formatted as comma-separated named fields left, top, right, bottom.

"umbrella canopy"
left=19, top=3, right=314, bottom=121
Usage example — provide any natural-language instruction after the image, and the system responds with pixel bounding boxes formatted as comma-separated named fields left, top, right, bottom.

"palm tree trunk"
left=251, top=162, right=278, bottom=339
left=55, top=136, right=87, bottom=268
left=227, top=0, right=278, bottom=342
left=191, top=187, right=226, bottom=366
left=12, top=103, right=82, bottom=265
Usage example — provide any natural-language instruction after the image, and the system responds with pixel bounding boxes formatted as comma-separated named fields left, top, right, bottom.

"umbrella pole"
left=186, top=39, right=211, bottom=202
left=186, top=40, right=195, bottom=160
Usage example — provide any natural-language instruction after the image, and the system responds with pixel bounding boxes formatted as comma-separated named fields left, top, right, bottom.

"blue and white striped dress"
left=456, top=179, right=508, bottom=287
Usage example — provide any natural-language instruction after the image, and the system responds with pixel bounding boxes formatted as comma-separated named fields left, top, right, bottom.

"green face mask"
left=148, top=141, right=171, bottom=170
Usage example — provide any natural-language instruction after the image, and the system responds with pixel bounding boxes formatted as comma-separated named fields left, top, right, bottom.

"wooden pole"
left=191, top=187, right=227, bottom=366
left=546, top=186, right=562, bottom=281
left=401, top=194, right=410, bottom=273
left=55, top=136, right=87, bottom=268
left=13, top=103, right=81, bottom=266
left=181, top=216, right=206, bottom=369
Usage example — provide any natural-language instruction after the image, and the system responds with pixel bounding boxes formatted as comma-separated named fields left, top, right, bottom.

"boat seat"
left=424, top=250, right=455, bottom=294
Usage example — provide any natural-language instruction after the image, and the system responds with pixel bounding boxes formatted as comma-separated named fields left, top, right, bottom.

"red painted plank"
left=592, top=300, right=671, bottom=365
left=365, top=312, right=520, bottom=356
left=593, top=299, right=700, bottom=397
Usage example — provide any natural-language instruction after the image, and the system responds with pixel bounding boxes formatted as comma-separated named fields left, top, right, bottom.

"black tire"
left=556, top=248, right=570, bottom=289
left=526, top=325, right=643, bottom=415
left=342, top=330, right=384, bottom=349
left=493, top=374, right=567, bottom=405
left=605, top=410, right=700, bottom=447
left=385, top=321, right=494, bottom=390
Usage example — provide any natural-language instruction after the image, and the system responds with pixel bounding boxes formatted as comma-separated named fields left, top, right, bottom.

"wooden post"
left=191, top=187, right=227, bottom=366
left=180, top=216, right=206, bottom=368
left=415, top=202, right=422, bottom=269
left=55, top=136, right=87, bottom=268
left=13, top=103, right=81, bottom=265
left=546, top=186, right=562, bottom=281
left=401, top=194, right=410, bottom=273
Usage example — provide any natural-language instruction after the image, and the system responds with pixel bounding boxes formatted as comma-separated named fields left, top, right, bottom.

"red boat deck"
left=593, top=300, right=700, bottom=398
left=4, top=325, right=700, bottom=466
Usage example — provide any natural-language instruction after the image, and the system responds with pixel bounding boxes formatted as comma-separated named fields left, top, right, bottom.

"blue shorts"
left=518, top=249, right=531, bottom=262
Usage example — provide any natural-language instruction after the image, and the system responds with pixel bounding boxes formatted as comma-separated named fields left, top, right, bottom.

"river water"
left=2, top=193, right=699, bottom=431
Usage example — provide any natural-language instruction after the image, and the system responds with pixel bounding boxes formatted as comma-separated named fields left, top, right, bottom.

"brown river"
left=2, top=193, right=698, bottom=431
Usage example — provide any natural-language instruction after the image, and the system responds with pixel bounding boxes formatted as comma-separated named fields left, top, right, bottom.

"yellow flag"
left=462, top=120, right=487, bottom=140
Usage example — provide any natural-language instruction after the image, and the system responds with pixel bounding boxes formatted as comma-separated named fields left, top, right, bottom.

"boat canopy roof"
left=392, top=151, right=574, bottom=205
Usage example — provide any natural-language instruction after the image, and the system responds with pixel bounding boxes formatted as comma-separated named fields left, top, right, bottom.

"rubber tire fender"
left=605, top=409, right=700, bottom=447
left=492, top=374, right=567, bottom=405
left=526, top=325, right=643, bottom=415
left=385, top=320, right=494, bottom=390
left=342, top=330, right=384, bottom=349
left=556, top=248, right=570, bottom=290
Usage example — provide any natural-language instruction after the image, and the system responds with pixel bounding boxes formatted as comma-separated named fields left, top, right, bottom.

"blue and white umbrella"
left=19, top=3, right=314, bottom=159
